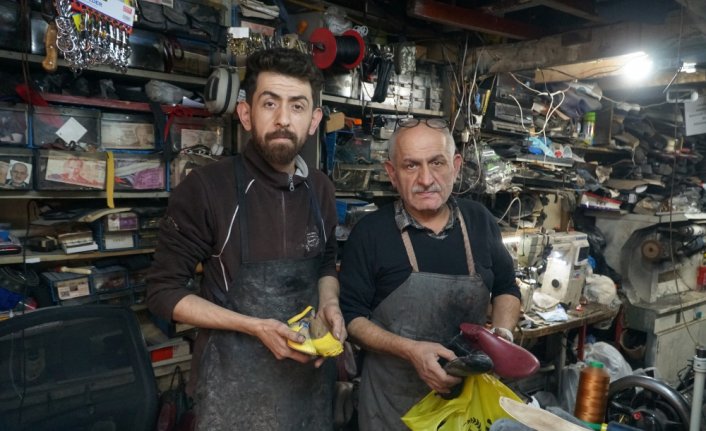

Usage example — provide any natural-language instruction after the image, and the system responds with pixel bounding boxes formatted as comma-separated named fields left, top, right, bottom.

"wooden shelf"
left=0, top=247, right=155, bottom=265
left=322, top=94, right=445, bottom=117
left=0, top=49, right=207, bottom=86
left=336, top=190, right=397, bottom=198
left=39, top=93, right=211, bottom=117
left=0, top=191, right=170, bottom=199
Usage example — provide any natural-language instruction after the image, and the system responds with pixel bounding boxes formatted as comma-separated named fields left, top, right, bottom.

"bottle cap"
left=588, top=360, right=605, bottom=368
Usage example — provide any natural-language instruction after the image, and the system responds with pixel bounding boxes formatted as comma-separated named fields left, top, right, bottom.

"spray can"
left=582, top=112, right=596, bottom=146
left=574, top=361, right=610, bottom=424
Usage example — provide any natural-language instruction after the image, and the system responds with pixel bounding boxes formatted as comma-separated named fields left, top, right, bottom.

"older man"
left=6, top=162, right=30, bottom=188
left=339, top=118, right=521, bottom=430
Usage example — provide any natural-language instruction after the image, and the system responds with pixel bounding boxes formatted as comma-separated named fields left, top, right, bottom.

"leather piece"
left=460, top=323, right=540, bottom=379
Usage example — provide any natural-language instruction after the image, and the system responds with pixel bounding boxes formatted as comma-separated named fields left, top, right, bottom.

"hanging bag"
left=155, top=366, right=194, bottom=431
left=401, top=374, right=521, bottom=431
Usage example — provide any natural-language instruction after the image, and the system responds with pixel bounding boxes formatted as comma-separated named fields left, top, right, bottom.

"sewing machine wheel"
left=606, top=375, right=691, bottom=431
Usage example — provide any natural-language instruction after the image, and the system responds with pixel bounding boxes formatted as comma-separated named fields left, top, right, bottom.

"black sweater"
left=147, top=142, right=339, bottom=320
left=339, top=198, right=520, bottom=324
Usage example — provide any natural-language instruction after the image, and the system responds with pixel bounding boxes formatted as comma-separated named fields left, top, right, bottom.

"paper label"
left=685, top=97, right=706, bottom=136
left=55, top=117, right=88, bottom=144
left=77, top=0, right=135, bottom=27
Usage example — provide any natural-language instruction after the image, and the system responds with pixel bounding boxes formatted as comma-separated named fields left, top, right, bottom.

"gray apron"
left=358, top=209, right=491, bottom=431
left=194, top=157, right=335, bottom=431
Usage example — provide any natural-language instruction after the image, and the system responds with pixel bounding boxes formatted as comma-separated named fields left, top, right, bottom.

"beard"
left=253, top=128, right=307, bottom=166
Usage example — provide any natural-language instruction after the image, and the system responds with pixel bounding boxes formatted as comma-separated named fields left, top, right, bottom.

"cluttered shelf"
left=322, top=94, right=445, bottom=117
left=0, top=247, right=156, bottom=265
left=39, top=93, right=212, bottom=117
left=0, top=49, right=207, bottom=86
left=585, top=210, right=706, bottom=224
left=0, top=191, right=170, bottom=199
left=514, top=302, right=618, bottom=341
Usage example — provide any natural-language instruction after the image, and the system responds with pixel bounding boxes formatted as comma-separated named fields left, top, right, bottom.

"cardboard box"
left=326, top=112, right=345, bottom=133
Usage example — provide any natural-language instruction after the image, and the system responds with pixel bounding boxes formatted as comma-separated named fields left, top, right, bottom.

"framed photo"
left=3, top=160, right=32, bottom=189
left=101, top=121, right=155, bottom=150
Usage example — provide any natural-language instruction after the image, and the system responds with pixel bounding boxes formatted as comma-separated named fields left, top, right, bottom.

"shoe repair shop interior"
left=1, top=0, right=706, bottom=430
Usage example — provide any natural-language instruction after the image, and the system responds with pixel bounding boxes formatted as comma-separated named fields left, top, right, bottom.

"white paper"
left=55, top=117, right=88, bottom=144
left=685, top=97, right=706, bottom=136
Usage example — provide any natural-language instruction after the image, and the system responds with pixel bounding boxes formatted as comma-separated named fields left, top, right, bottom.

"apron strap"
left=401, top=230, right=419, bottom=272
left=234, top=155, right=251, bottom=261
left=456, top=208, right=476, bottom=275
left=400, top=207, right=476, bottom=275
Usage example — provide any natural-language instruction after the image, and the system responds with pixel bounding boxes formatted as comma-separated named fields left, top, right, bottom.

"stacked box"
left=170, top=152, right=223, bottom=189
left=113, top=153, right=166, bottom=191
left=93, top=212, right=139, bottom=251
left=429, top=87, right=444, bottom=112
left=101, top=113, right=157, bottom=151
left=0, top=104, right=28, bottom=147
left=35, top=150, right=106, bottom=190
left=32, top=106, right=100, bottom=150
left=90, top=265, right=129, bottom=294
left=136, top=230, right=159, bottom=248
left=128, top=267, right=150, bottom=304
left=41, top=272, right=92, bottom=306
left=0, top=148, right=33, bottom=190
left=169, top=116, right=225, bottom=153
left=0, top=0, right=25, bottom=51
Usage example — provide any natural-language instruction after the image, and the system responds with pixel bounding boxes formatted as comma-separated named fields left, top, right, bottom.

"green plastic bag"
left=402, top=374, right=521, bottom=431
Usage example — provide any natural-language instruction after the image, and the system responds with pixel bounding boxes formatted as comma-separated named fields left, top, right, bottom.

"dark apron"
left=358, top=209, right=491, bottom=431
left=194, top=157, right=335, bottom=431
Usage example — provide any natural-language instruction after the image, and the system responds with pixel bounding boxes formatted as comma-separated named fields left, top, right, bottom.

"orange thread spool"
left=574, top=361, right=610, bottom=424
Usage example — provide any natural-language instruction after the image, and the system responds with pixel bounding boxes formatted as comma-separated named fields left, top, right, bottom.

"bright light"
left=502, top=236, right=521, bottom=244
left=621, top=52, right=653, bottom=81
left=681, top=62, right=697, bottom=74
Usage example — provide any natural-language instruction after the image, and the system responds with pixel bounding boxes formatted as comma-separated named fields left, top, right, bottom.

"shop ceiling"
left=285, top=0, right=706, bottom=91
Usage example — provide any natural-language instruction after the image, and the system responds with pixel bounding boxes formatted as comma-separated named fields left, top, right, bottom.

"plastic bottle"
left=574, top=361, right=610, bottom=424
left=582, top=112, right=596, bottom=146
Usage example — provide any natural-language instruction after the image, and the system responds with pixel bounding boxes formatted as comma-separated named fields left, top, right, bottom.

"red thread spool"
left=574, top=360, right=610, bottom=424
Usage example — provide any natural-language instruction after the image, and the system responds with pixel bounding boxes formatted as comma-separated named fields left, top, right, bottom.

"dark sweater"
left=146, top=142, right=338, bottom=392
left=147, top=142, right=338, bottom=319
left=339, top=198, right=520, bottom=324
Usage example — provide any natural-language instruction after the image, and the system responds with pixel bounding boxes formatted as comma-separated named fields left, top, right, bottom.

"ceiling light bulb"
left=622, top=54, right=653, bottom=81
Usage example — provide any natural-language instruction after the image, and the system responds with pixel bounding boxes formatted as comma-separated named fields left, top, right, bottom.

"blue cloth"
left=0, top=287, right=23, bottom=311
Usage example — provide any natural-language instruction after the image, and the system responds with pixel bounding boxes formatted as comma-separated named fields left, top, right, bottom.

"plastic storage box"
left=114, top=153, right=166, bottom=190
left=32, top=105, right=100, bottom=150
left=41, top=271, right=92, bottom=306
left=35, top=149, right=106, bottom=190
left=100, top=113, right=156, bottom=150
left=0, top=104, right=28, bottom=147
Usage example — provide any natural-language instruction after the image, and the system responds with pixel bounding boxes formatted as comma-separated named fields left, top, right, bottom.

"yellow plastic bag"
left=401, top=374, right=521, bottom=431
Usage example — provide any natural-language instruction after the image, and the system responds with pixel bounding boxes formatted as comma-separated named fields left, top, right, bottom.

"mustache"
left=265, top=129, right=297, bottom=141
left=412, top=184, right=442, bottom=193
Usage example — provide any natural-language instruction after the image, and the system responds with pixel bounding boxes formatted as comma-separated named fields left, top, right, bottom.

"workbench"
left=513, top=303, right=619, bottom=393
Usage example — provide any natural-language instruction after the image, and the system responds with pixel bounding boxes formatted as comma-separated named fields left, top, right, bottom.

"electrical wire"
left=663, top=2, right=699, bottom=348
